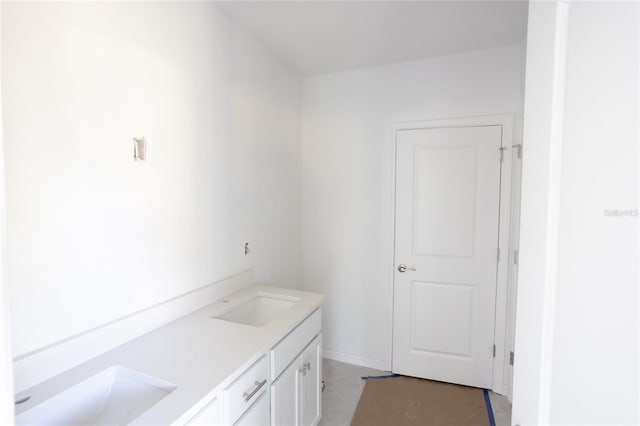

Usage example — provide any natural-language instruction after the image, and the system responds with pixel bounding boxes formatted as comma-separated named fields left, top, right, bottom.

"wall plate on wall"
left=133, top=137, right=146, bottom=161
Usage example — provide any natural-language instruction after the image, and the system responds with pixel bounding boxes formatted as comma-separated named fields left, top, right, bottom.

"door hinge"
left=496, top=247, right=501, bottom=262
left=493, top=344, right=496, bottom=357
left=499, top=147, right=506, bottom=162
left=513, top=249, right=519, bottom=265
left=509, top=351, right=515, bottom=366
left=513, top=144, right=522, bottom=159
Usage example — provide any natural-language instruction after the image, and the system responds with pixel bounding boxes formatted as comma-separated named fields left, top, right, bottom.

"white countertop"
left=14, top=285, right=325, bottom=425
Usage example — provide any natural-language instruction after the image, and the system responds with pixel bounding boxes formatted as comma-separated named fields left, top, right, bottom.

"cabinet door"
left=271, top=358, right=300, bottom=426
left=300, top=334, right=322, bottom=426
left=234, top=392, right=270, bottom=426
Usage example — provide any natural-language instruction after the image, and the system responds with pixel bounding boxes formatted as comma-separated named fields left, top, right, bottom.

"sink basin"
left=15, top=366, right=177, bottom=425
left=212, top=294, right=298, bottom=327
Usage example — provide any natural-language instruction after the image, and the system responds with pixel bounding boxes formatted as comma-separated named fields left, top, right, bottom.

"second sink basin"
left=15, top=366, right=177, bottom=425
left=213, top=294, right=298, bottom=327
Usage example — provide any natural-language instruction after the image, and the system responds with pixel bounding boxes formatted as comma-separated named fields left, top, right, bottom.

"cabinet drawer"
left=234, top=392, right=270, bottom=426
left=224, top=355, right=269, bottom=424
left=270, top=309, right=321, bottom=379
left=185, top=396, right=222, bottom=426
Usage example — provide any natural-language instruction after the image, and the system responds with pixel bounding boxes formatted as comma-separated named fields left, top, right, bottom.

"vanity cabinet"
left=185, top=308, right=322, bottom=426
left=15, top=284, right=324, bottom=426
left=270, top=309, right=322, bottom=426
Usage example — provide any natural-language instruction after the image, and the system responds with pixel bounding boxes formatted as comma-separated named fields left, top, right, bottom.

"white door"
left=392, top=125, right=503, bottom=389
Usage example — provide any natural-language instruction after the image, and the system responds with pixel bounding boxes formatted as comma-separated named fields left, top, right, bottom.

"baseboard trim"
left=322, top=349, right=387, bottom=371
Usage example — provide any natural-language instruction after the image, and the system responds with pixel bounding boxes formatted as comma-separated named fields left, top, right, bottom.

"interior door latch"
left=397, top=264, right=416, bottom=273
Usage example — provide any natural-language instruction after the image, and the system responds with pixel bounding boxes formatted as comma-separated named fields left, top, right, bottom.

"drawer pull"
left=242, top=379, right=267, bottom=402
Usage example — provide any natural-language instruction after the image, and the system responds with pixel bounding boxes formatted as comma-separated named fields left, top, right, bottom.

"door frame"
left=387, top=114, right=519, bottom=395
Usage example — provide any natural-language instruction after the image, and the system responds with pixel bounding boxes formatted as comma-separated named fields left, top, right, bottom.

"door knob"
left=397, top=264, right=416, bottom=273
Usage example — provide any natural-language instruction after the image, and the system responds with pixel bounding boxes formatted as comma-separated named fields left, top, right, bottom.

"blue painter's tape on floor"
left=483, top=389, right=496, bottom=426
left=360, top=374, right=401, bottom=380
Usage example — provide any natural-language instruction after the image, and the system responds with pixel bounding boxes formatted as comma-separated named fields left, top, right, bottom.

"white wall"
left=511, top=2, right=570, bottom=422
left=512, top=1, right=639, bottom=425
left=302, top=45, right=525, bottom=368
left=551, top=2, right=638, bottom=424
left=1, top=2, right=302, bottom=359
left=0, top=24, right=15, bottom=419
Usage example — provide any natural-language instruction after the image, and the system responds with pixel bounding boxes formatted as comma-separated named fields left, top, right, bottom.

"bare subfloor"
left=319, top=358, right=512, bottom=426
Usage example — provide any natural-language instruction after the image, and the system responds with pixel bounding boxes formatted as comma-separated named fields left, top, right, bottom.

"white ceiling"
left=215, top=1, right=529, bottom=76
